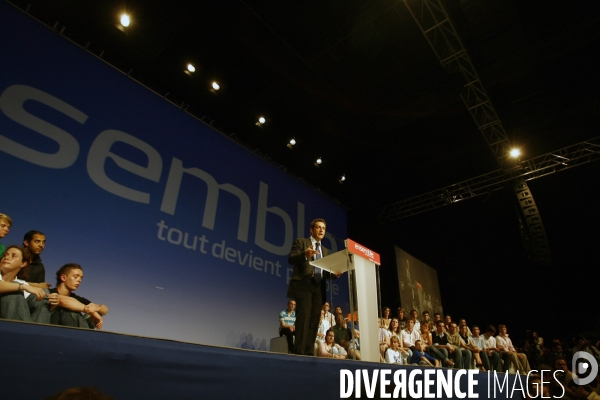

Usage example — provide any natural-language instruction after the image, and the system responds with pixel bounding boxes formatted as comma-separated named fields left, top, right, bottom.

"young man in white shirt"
left=496, top=324, right=531, bottom=374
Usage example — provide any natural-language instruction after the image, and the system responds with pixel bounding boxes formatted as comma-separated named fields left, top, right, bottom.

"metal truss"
left=378, top=136, right=600, bottom=223
left=400, top=0, right=563, bottom=263
left=403, top=0, right=511, bottom=169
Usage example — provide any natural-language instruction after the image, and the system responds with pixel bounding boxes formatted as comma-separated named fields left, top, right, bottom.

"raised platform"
left=2, top=321, right=522, bottom=399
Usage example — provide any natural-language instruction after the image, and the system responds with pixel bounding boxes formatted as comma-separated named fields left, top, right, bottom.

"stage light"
left=338, top=174, right=346, bottom=184
left=510, top=148, right=521, bottom=158
left=287, top=138, right=296, bottom=149
left=314, top=157, right=322, bottom=167
left=120, top=14, right=130, bottom=27
left=258, top=116, right=266, bottom=124
left=187, top=64, right=196, bottom=73
left=212, top=81, right=220, bottom=90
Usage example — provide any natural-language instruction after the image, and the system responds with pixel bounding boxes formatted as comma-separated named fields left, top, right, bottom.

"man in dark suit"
left=287, top=218, right=332, bottom=355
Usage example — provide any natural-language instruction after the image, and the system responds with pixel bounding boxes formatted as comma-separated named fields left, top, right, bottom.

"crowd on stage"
left=0, top=213, right=108, bottom=328
left=279, top=301, right=600, bottom=399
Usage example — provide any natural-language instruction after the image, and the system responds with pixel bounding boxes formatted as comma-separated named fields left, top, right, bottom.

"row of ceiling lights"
left=119, top=12, right=348, bottom=185
left=117, top=14, right=521, bottom=184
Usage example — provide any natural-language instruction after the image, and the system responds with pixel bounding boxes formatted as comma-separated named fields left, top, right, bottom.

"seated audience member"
left=433, top=320, right=456, bottom=366
left=323, top=302, right=335, bottom=328
left=432, top=312, right=442, bottom=326
left=458, top=318, right=472, bottom=336
left=421, top=320, right=454, bottom=366
left=444, top=314, right=452, bottom=328
left=572, top=335, right=600, bottom=364
left=540, top=342, right=564, bottom=367
left=379, top=317, right=392, bottom=361
left=389, top=317, right=402, bottom=340
left=0, top=213, right=13, bottom=258
left=421, top=310, right=433, bottom=332
left=348, top=328, right=362, bottom=360
left=381, top=307, right=392, bottom=330
left=461, top=324, right=485, bottom=371
left=0, top=213, right=14, bottom=258
left=527, top=375, right=552, bottom=399
left=410, top=339, right=440, bottom=367
left=401, top=318, right=422, bottom=350
left=316, top=309, right=330, bottom=345
left=22, top=230, right=50, bottom=286
left=48, top=263, right=108, bottom=329
left=333, top=313, right=350, bottom=351
left=0, top=245, right=49, bottom=322
left=334, top=306, right=344, bottom=318
left=446, top=322, right=472, bottom=369
left=397, top=307, right=407, bottom=330
left=554, top=357, right=576, bottom=400
left=496, top=324, right=531, bottom=374
left=346, top=311, right=359, bottom=331
left=470, top=325, right=501, bottom=372
left=279, top=299, right=296, bottom=353
left=318, top=329, right=347, bottom=359
left=385, top=336, right=409, bottom=365
left=483, top=325, right=503, bottom=372
left=573, top=371, right=600, bottom=400
left=409, top=309, right=420, bottom=332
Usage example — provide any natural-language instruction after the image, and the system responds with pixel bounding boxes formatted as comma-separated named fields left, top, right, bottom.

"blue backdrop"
left=0, top=2, right=347, bottom=349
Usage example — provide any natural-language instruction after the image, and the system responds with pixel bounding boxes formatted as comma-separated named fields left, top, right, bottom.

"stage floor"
left=2, top=320, right=522, bottom=399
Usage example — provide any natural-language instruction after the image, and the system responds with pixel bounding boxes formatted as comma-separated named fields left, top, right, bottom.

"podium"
left=310, top=239, right=381, bottom=362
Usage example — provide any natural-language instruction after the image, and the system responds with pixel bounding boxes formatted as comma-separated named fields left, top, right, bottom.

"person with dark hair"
left=279, top=299, right=296, bottom=353
left=381, top=306, right=392, bottom=330
left=447, top=322, right=472, bottom=369
left=48, top=263, right=108, bottom=329
left=22, top=230, right=49, bottom=286
left=317, top=329, right=347, bottom=359
left=421, top=310, right=433, bottom=332
left=287, top=218, right=342, bottom=356
left=0, top=245, right=50, bottom=321
left=433, top=320, right=460, bottom=368
left=483, top=325, right=503, bottom=372
left=409, top=309, right=420, bottom=332
left=471, top=325, right=501, bottom=372
left=410, top=339, right=440, bottom=367
left=0, top=213, right=12, bottom=258
left=397, top=307, right=407, bottom=330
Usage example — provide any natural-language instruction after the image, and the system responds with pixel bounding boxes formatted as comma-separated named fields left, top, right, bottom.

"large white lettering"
left=0, top=84, right=87, bottom=168
left=87, top=130, right=162, bottom=203
left=1, top=84, right=314, bottom=256
left=254, top=182, right=293, bottom=255
left=160, top=157, right=250, bottom=242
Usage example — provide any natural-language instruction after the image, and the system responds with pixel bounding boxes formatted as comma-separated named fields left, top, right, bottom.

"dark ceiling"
left=9, top=0, right=600, bottom=339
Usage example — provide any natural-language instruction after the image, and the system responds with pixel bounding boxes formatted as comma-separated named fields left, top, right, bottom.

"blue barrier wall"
left=0, top=2, right=348, bottom=348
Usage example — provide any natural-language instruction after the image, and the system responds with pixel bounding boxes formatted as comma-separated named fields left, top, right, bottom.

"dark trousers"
left=50, top=307, right=93, bottom=329
left=0, top=289, right=50, bottom=323
left=279, top=327, right=295, bottom=353
left=293, top=278, right=323, bottom=355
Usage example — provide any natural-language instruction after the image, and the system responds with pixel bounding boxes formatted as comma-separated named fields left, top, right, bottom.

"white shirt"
left=316, top=320, right=331, bottom=343
left=401, top=328, right=421, bottom=347
left=385, top=348, right=404, bottom=364
left=496, top=334, right=516, bottom=352
left=483, top=334, right=497, bottom=350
